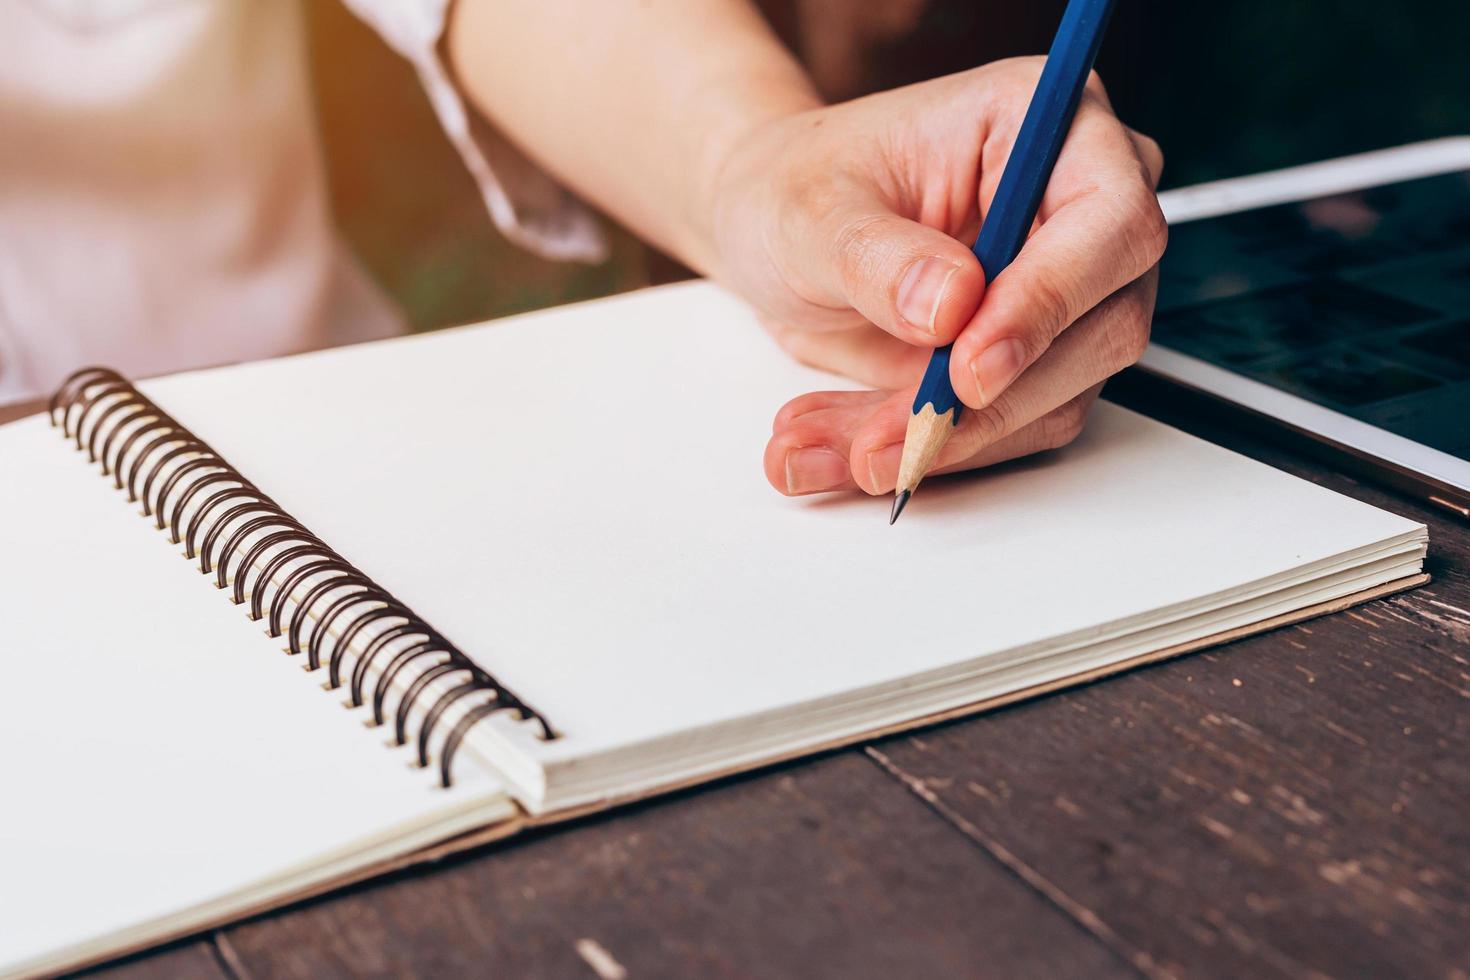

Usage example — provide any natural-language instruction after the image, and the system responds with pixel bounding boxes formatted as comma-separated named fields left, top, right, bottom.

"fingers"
left=949, top=103, right=1167, bottom=410
left=865, top=385, right=1103, bottom=494
left=764, top=390, right=887, bottom=495
left=785, top=192, right=988, bottom=348
left=764, top=386, right=1102, bottom=496
left=763, top=270, right=1155, bottom=496
left=869, top=273, right=1155, bottom=490
left=938, top=386, right=1104, bottom=477
left=772, top=387, right=888, bottom=432
left=938, top=273, right=1153, bottom=466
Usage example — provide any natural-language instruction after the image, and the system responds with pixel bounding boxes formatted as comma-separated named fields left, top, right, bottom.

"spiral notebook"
left=0, top=282, right=1428, bottom=978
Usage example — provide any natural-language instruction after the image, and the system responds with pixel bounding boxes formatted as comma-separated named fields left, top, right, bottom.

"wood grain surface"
left=7, top=359, right=1466, bottom=980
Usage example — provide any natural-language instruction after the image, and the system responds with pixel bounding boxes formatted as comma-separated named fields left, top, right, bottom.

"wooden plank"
left=79, top=940, right=231, bottom=980
left=217, top=754, right=1131, bottom=979
left=864, top=378, right=1470, bottom=979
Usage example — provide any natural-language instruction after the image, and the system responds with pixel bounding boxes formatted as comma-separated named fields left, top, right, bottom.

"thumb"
left=799, top=200, right=986, bottom=346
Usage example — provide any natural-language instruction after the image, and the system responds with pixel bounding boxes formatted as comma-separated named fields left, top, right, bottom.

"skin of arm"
left=446, top=0, right=1166, bottom=497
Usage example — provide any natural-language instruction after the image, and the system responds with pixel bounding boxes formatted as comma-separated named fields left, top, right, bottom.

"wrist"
left=681, top=73, right=821, bottom=280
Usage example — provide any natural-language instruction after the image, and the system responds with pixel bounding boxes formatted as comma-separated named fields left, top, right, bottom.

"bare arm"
left=445, top=2, right=1166, bottom=497
left=447, top=0, right=819, bottom=278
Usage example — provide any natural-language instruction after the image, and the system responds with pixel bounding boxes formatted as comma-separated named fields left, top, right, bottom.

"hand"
left=706, top=57, right=1166, bottom=496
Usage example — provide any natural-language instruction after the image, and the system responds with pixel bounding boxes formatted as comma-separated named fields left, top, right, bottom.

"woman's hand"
left=706, top=57, right=1166, bottom=496
left=448, top=3, right=1161, bottom=495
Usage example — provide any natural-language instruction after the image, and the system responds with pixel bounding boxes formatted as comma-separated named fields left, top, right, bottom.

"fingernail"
left=784, top=446, right=851, bottom=495
left=897, top=258, right=958, bottom=335
left=865, top=442, right=903, bottom=494
left=969, top=338, right=1027, bottom=406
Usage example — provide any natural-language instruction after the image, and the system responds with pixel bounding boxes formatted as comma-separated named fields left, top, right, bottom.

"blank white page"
left=132, top=282, right=1424, bottom=803
left=0, top=416, right=514, bottom=978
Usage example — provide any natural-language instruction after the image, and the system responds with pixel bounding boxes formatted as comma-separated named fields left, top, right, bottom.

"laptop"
left=1144, top=138, right=1470, bottom=518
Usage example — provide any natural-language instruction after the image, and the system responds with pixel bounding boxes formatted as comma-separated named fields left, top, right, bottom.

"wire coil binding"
left=49, top=366, right=556, bottom=787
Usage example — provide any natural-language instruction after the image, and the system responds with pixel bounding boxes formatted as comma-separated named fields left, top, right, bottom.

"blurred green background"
left=305, top=0, right=1470, bottom=332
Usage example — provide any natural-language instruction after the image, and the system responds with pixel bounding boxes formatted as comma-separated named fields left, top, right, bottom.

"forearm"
left=446, top=0, right=820, bottom=276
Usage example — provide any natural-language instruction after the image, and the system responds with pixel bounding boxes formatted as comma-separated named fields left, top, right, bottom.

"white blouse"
left=0, top=0, right=606, bottom=405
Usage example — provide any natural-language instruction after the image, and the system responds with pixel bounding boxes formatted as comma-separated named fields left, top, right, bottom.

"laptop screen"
left=1152, top=168, right=1470, bottom=458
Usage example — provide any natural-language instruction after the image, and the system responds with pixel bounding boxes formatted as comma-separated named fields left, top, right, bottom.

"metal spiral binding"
left=49, top=366, right=556, bottom=788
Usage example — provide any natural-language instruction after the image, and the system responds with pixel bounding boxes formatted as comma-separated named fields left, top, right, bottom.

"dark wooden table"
left=11, top=372, right=1467, bottom=980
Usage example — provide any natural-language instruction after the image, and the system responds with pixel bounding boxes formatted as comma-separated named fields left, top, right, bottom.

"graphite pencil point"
left=889, top=490, right=911, bottom=525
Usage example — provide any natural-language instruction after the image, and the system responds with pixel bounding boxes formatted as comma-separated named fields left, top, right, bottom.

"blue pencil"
left=890, top=0, right=1117, bottom=524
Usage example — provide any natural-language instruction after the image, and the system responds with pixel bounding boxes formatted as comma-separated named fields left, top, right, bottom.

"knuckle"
left=1006, top=54, right=1048, bottom=73
left=1113, top=293, right=1154, bottom=366
left=1020, top=272, right=1077, bottom=342
left=834, top=212, right=885, bottom=261
left=1099, top=290, right=1152, bottom=369
left=833, top=213, right=889, bottom=291
left=794, top=173, right=845, bottom=222
left=1019, top=330, right=1053, bottom=370
left=1106, top=319, right=1149, bottom=370
left=1136, top=132, right=1164, bottom=168
left=1119, top=186, right=1169, bottom=270
left=1127, top=129, right=1165, bottom=188
left=968, top=399, right=1014, bottom=448
left=1040, top=397, right=1090, bottom=449
left=1084, top=68, right=1109, bottom=99
left=990, top=55, right=1047, bottom=87
left=1122, top=317, right=1152, bottom=366
left=1141, top=200, right=1170, bottom=262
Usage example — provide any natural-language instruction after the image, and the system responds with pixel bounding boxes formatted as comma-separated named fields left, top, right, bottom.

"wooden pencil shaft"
left=895, top=403, right=957, bottom=497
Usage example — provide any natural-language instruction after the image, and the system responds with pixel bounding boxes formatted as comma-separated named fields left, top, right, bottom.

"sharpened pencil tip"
left=889, top=490, right=911, bottom=525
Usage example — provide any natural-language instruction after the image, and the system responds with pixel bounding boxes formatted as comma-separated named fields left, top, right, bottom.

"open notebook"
left=0, top=282, right=1427, bottom=978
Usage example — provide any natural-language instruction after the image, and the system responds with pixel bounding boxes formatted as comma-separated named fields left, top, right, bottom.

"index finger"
left=948, top=104, right=1166, bottom=409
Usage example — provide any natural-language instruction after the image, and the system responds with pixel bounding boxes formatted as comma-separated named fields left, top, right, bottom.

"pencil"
left=890, top=0, right=1117, bottom=524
